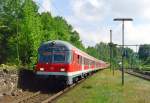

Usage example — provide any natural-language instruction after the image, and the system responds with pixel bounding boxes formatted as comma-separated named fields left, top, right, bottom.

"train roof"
left=40, top=40, right=105, bottom=63
left=42, top=40, right=74, bottom=50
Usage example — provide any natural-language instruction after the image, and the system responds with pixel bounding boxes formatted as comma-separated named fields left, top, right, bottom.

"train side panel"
left=35, top=40, right=109, bottom=85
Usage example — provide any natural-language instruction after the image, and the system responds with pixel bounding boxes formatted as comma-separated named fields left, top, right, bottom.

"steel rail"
left=41, top=78, right=85, bottom=103
left=125, top=69, right=150, bottom=81
left=12, top=91, right=40, bottom=103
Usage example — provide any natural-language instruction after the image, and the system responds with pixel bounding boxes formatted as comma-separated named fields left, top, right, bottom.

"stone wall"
left=0, top=67, right=20, bottom=97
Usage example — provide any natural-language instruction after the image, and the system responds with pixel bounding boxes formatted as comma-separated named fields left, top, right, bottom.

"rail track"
left=125, top=69, right=150, bottom=81
left=41, top=79, right=83, bottom=103
left=11, top=74, right=88, bottom=103
left=12, top=91, right=51, bottom=103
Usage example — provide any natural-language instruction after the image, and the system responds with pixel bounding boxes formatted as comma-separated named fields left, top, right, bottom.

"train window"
left=84, top=58, right=87, bottom=65
left=79, top=56, right=82, bottom=64
left=92, top=61, right=94, bottom=65
left=83, top=58, right=85, bottom=65
left=38, top=45, right=72, bottom=63
left=88, top=60, right=90, bottom=65
left=82, top=57, right=83, bottom=64
left=86, top=58, right=88, bottom=65
left=84, top=58, right=86, bottom=65
left=72, top=52, right=74, bottom=62
left=65, top=51, right=72, bottom=63
left=79, top=56, right=81, bottom=64
left=53, top=54, right=65, bottom=63
left=72, top=53, right=77, bottom=63
left=88, top=60, right=91, bottom=66
left=92, top=61, right=93, bottom=65
left=87, top=59, right=89, bottom=65
left=90, top=60, right=92, bottom=65
left=77, top=55, right=80, bottom=64
left=39, top=55, right=52, bottom=63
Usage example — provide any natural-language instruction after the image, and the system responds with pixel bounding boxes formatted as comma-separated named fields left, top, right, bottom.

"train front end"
left=35, top=41, right=72, bottom=83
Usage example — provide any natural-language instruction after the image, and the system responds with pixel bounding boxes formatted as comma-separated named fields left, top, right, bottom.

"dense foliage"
left=86, top=42, right=140, bottom=69
left=0, top=0, right=84, bottom=66
left=138, top=45, right=150, bottom=61
left=138, top=44, right=150, bottom=70
left=0, top=0, right=149, bottom=71
left=86, top=43, right=150, bottom=70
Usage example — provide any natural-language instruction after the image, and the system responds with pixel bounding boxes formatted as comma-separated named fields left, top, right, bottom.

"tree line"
left=87, top=43, right=150, bottom=70
left=0, top=0, right=84, bottom=66
left=0, top=0, right=150, bottom=70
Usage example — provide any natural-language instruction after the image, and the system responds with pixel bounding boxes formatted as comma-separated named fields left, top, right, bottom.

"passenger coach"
left=35, top=40, right=107, bottom=85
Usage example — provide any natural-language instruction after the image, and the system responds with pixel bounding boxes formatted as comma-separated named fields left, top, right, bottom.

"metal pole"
left=110, top=30, right=114, bottom=75
left=113, top=18, right=133, bottom=86
left=110, top=30, right=112, bottom=71
left=136, top=45, right=140, bottom=70
left=136, top=45, right=138, bottom=69
left=122, top=20, right=124, bottom=85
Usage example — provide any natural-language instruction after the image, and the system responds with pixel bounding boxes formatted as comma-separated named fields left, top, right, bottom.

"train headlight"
left=60, top=68, right=65, bottom=72
left=40, top=68, right=44, bottom=71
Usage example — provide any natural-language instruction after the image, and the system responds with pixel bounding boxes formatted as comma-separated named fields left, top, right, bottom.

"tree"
left=19, top=0, right=42, bottom=65
left=0, top=0, right=85, bottom=68
left=138, top=44, right=150, bottom=60
left=70, top=30, right=85, bottom=50
left=0, top=0, right=22, bottom=64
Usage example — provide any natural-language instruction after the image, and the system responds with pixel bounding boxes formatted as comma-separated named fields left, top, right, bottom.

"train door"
left=81, top=56, right=84, bottom=77
left=78, top=55, right=84, bottom=72
left=81, top=57, right=84, bottom=73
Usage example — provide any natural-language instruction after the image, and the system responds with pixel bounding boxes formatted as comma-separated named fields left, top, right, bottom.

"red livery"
left=35, top=40, right=108, bottom=84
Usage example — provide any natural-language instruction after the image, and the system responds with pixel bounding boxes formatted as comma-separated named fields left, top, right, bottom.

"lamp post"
left=113, top=18, right=133, bottom=85
left=110, top=30, right=112, bottom=72
left=109, top=29, right=115, bottom=75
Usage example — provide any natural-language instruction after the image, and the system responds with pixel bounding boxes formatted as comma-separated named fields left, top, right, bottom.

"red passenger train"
left=35, top=40, right=108, bottom=85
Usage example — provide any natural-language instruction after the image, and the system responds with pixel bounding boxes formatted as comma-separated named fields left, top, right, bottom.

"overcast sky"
left=34, top=0, right=150, bottom=49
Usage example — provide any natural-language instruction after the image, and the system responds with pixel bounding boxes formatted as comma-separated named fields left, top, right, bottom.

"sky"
left=34, top=0, right=150, bottom=50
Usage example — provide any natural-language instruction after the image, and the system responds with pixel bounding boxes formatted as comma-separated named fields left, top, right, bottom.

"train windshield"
left=38, top=46, right=71, bottom=63
left=53, top=53, right=65, bottom=63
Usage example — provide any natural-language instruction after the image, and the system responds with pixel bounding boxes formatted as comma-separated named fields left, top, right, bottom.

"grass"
left=54, top=69, right=150, bottom=103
